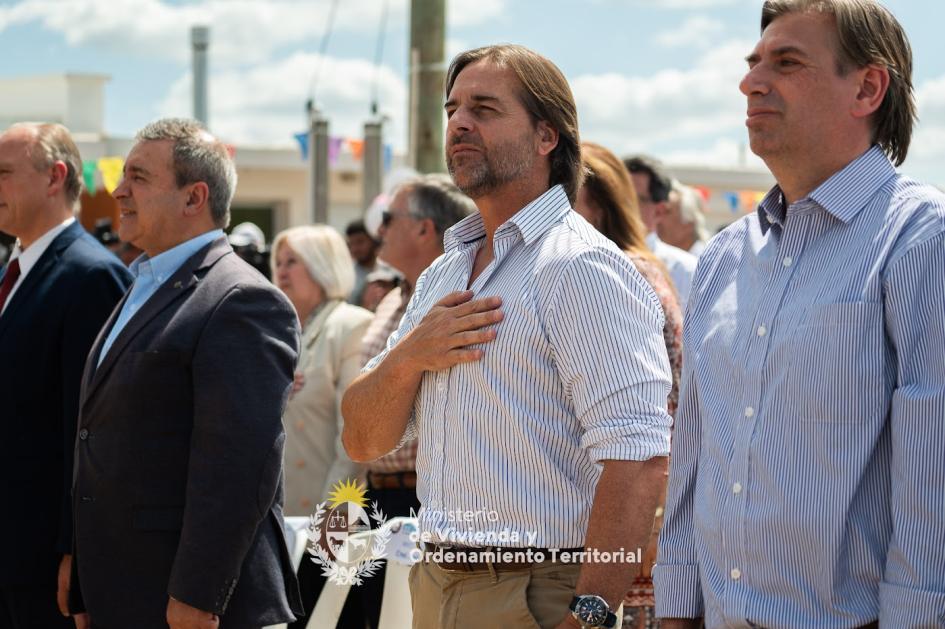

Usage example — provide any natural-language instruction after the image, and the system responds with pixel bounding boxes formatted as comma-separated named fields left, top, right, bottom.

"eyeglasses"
left=381, top=210, right=415, bottom=227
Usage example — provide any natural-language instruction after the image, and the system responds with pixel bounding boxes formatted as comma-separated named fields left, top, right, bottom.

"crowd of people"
left=1, top=1, right=943, bottom=628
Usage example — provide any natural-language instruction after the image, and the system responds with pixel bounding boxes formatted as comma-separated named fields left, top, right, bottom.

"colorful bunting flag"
left=347, top=139, right=364, bottom=160
left=96, top=157, right=124, bottom=194
left=294, top=132, right=309, bottom=160
left=293, top=133, right=390, bottom=166
left=329, top=137, right=344, bottom=164
left=693, top=185, right=711, bottom=203
left=82, top=160, right=97, bottom=194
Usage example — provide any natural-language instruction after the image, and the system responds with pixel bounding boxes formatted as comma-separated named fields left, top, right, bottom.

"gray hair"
left=135, top=118, right=237, bottom=228
left=270, top=225, right=355, bottom=300
left=11, top=122, right=84, bottom=208
left=398, top=173, right=476, bottom=239
left=671, top=181, right=709, bottom=243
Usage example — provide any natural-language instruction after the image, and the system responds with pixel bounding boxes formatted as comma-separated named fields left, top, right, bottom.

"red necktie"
left=0, top=258, right=22, bottom=314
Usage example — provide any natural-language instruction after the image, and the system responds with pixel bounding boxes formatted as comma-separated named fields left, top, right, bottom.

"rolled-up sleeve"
left=545, top=248, right=672, bottom=463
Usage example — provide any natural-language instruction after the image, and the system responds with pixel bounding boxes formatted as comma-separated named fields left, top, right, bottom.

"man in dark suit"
left=0, top=122, right=132, bottom=628
left=68, top=118, right=303, bottom=629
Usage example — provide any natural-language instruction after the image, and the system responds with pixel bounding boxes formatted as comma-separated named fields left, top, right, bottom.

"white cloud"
left=448, top=0, right=506, bottom=27
left=573, top=38, right=753, bottom=159
left=916, top=74, right=945, bottom=119
left=0, top=0, right=505, bottom=66
left=157, top=52, right=408, bottom=149
left=446, top=37, right=470, bottom=61
left=655, top=15, right=725, bottom=48
left=905, top=74, right=945, bottom=185
left=630, top=0, right=744, bottom=8
left=660, top=137, right=766, bottom=169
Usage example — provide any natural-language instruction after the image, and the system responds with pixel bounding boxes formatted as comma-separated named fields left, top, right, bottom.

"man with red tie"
left=0, top=122, right=131, bottom=628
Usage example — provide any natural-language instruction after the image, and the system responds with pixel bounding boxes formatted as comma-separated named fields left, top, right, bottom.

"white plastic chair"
left=306, top=516, right=416, bottom=629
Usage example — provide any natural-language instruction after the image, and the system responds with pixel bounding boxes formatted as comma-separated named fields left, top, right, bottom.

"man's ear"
left=535, top=121, right=559, bottom=157
left=851, top=64, right=890, bottom=120
left=46, top=161, right=68, bottom=198
left=417, top=217, right=436, bottom=241
left=183, top=182, right=210, bottom=217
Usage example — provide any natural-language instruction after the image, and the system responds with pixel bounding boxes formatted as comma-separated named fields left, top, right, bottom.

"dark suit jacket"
left=0, top=221, right=132, bottom=587
left=70, top=237, right=303, bottom=629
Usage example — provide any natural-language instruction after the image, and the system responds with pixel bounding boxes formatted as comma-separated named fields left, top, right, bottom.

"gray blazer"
left=70, top=237, right=304, bottom=629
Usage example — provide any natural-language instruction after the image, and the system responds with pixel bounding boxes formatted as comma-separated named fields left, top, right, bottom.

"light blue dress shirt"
left=654, top=146, right=945, bottom=627
left=98, top=229, right=224, bottom=365
left=365, top=185, right=673, bottom=548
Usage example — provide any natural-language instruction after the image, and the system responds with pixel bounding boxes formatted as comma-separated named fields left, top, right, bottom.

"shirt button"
left=782, top=256, right=793, bottom=267
left=730, top=568, right=742, bottom=580
left=756, top=325, right=767, bottom=337
left=78, top=428, right=89, bottom=440
left=733, top=482, right=743, bottom=494
left=744, top=407, right=755, bottom=418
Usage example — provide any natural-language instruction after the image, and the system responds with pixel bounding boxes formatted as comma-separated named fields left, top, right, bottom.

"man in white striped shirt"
left=656, top=1, right=945, bottom=628
left=343, top=44, right=672, bottom=629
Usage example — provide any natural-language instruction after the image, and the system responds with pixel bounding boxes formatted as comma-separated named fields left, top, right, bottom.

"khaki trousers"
left=408, top=559, right=580, bottom=629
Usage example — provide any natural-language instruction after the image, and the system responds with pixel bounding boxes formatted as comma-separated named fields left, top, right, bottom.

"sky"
left=0, top=0, right=942, bottom=186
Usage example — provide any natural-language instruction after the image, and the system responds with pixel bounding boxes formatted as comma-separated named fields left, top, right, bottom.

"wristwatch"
left=568, top=594, right=618, bottom=628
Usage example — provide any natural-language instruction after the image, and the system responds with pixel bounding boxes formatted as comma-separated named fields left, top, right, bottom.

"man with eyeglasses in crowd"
left=347, top=173, right=475, bottom=629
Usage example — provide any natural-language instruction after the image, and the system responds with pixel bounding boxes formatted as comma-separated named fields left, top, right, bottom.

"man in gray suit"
left=67, top=119, right=303, bottom=629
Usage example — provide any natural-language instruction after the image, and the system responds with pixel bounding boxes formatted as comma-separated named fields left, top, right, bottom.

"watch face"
left=575, top=596, right=608, bottom=625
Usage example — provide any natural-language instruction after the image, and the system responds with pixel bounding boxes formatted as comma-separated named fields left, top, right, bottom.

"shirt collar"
left=443, top=185, right=572, bottom=251
left=129, top=229, right=224, bottom=283
left=10, top=216, right=75, bottom=277
left=645, top=232, right=661, bottom=250
left=757, top=145, right=895, bottom=234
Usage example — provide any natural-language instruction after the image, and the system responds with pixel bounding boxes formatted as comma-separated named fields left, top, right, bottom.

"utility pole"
left=191, top=26, right=209, bottom=127
left=307, top=100, right=329, bottom=224
left=363, top=118, right=384, bottom=210
left=408, top=0, right=446, bottom=174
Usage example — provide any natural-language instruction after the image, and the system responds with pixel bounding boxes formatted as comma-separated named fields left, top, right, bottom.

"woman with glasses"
left=574, top=142, right=684, bottom=629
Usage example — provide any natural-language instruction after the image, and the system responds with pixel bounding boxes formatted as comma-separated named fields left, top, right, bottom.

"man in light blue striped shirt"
left=655, top=2, right=945, bottom=628
left=343, top=45, right=672, bottom=629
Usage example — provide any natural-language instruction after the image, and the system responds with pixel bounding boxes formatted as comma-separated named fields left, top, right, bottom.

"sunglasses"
left=381, top=210, right=415, bottom=227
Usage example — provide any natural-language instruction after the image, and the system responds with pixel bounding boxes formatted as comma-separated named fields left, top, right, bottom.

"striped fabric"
left=653, top=146, right=945, bottom=628
left=365, top=184, right=672, bottom=548
left=360, top=286, right=419, bottom=473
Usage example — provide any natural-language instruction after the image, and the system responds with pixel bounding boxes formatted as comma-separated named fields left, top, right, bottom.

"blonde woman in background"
left=576, top=142, right=684, bottom=629
left=271, top=225, right=373, bottom=517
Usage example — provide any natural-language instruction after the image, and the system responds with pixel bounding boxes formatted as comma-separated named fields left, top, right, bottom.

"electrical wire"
left=370, top=0, right=390, bottom=116
left=308, top=0, right=341, bottom=110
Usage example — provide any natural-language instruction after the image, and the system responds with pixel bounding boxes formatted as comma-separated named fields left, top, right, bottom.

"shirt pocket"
left=788, top=301, right=886, bottom=423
